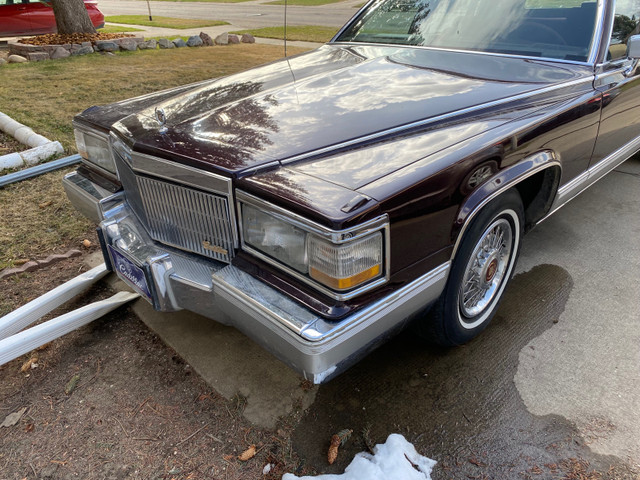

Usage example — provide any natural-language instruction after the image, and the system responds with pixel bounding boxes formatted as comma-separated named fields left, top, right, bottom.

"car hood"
left=112, top=44, right=591, bottom=181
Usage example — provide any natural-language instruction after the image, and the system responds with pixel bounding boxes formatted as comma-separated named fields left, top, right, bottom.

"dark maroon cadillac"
left=64, top=0, right=640, bottom=383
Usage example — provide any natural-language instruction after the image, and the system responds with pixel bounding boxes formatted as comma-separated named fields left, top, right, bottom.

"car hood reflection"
left=114, top=44, right=590, bottom=177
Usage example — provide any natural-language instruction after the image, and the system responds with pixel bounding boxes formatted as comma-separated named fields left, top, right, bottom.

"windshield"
left=335, top=0, right=599, bottom=62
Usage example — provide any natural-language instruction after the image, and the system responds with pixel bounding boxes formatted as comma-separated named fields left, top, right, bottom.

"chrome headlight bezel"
left=73, top=122, right=116, bottom=175
left=237, top=190, right=390, bottom=301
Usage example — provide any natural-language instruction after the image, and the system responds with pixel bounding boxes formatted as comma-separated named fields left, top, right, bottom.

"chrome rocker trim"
left=63, top=170, right=450, bottom=383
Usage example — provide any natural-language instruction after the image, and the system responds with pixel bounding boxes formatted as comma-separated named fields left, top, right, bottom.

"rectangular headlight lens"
left=308, top=232, right=383, bottom=291
left=242, top=204, right=308, bottom=273
left=74, top=128, right=115, bottom=174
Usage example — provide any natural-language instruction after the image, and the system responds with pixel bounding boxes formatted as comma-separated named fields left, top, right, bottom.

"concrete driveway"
left=106, top=156, right=640, bottom=477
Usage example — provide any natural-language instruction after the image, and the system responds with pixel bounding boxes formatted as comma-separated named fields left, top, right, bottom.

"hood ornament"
left=155, top=107, right=168, bottom=133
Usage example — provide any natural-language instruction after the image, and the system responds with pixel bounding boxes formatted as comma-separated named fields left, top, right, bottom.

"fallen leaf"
left=20, top=357, right=38, bottom=373
left=14, top=259, right=30, bottom=266
left=222, top=454, right=234, bottom=462
left=38, top=200, right=52, bottom=209
left=238, top=445, right=256, bottom=461
left=82, top=239, right=92, bottom=248
left=65, top=374, right=81, bottom=395
left=1, top=408, right=27, bottom=428
left=469, top=457, right=487, bottom=467
left=24, top=423, right=34, bottom=433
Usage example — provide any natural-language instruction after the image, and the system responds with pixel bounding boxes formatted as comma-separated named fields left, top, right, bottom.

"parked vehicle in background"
left=64, top=0, right=640, bottom=383
left=0, top=0, right=104, bottom=37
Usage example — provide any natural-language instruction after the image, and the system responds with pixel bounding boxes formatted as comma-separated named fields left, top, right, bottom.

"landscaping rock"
left=158, top=38, right=175, bottom=49
left=172, top=38, right=187, bottom=48
left=199, top=32, right=214, bottom=46
left=119, top=39, right=138, bottom=51
left=71, top=46, right=94, bottom=56
left=138, top=39, right=157, bottom=50
left=95, top=41, right=119, bottom=52
left=186, top=35, right=203, bottom=47
left=241, top=34, right=255, bottom=44
left=27, top=52, right=49, bottom=61
left=81, top=41, right=92, bottom=48
left=50, top=46, right=71, bottom=59
left=228, top=34, right=240, bottom=44
left=215, top=32, right=229, bottom=45
left=0, top=58, right=6, bottom=65
left=8, top=54, right=28, bottom=63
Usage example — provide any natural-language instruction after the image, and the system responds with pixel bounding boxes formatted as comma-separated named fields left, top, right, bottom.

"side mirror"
left=628, top=35, right=640, bottom=60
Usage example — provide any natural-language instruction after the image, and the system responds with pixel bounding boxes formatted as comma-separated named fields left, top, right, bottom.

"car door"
left=0, top=0, right=34, bottom=36
left=590, top=2, right=640, bottom=167
left=22, top=0, right=56, bottom=35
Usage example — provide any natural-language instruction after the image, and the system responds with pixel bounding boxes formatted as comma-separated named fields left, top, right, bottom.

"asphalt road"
left=98, top=0, right=362, bottom=29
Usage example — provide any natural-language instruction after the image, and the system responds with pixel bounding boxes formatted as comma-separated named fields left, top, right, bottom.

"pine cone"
left=327, top=434, right=341, bottom=464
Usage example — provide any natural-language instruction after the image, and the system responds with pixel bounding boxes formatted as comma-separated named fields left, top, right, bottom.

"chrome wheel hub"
left=459, top=218, right=513, bottom=319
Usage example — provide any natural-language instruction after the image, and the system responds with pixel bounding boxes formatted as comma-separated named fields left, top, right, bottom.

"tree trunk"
left=51, top=0, right=97, bottom=34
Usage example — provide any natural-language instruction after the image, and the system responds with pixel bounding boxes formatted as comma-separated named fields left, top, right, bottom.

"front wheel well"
left=513, top=166, right=561, bottom=230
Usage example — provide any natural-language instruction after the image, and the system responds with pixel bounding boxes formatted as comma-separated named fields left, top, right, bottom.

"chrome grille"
left=114, top=152, right=235, bottom=264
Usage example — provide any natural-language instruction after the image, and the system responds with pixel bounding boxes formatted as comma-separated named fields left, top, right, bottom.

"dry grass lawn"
left=233, top=26, right=339, bottom=43
left=0, top=44, right=308, bottom=270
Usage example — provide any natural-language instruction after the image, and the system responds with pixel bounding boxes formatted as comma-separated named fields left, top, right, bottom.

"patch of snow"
left=282, top=434, right=436, bottom=480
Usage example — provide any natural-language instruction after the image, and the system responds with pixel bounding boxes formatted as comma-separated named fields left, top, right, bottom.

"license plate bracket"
left=107, top=245, right=153, bottom=301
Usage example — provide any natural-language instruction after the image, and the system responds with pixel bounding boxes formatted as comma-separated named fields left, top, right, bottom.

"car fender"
left=451, top=150, right=561, bottom=259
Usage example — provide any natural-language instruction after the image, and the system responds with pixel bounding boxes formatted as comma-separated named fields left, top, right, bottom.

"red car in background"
left=0, top=0, right=104, bottom=37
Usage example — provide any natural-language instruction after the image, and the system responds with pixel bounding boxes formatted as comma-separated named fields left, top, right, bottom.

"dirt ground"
left=0, top=251, right=307, bottom=480
left=0, top=132, right=25, bottom=157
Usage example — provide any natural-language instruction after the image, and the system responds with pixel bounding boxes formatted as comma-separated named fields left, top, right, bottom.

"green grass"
left=147, top=35, right=190, bottom=42
left=105, top=15, right=229, bottom=29
left=232, top=26, right=338, bottom=43
left=100, top=25, right=145, bottom=33
left=266, top=0, right=345, bottom=5
left=0, top=44, right=310, bottom=270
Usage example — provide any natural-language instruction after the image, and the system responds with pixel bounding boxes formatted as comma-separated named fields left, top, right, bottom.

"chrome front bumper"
left=63, top=170, right=450, bottom=383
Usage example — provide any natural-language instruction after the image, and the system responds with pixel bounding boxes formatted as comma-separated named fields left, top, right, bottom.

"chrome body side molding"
left=544, top=133, right=640, bottom=220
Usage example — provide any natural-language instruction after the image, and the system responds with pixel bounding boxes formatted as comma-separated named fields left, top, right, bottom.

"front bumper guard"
left=63, top=170, right=450, bottom=383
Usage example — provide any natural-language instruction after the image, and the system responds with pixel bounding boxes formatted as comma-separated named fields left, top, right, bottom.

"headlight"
left=74, top=126, right=115, bottom=174
left=239, top=194, right=387, bottom=298
left=242, top=204, right=308, bottom=273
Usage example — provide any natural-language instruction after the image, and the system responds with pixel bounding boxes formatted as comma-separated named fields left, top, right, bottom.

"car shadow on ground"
left=291, top=264, right=636, bottom=479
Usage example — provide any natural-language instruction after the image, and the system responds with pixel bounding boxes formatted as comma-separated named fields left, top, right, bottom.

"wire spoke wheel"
left=459, top=218, right=513, bottom=320
left=412, top=189, right=523, bottom=346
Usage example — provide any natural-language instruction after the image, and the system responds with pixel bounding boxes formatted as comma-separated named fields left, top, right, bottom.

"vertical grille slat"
left=114, top=153, right=235, bottom=264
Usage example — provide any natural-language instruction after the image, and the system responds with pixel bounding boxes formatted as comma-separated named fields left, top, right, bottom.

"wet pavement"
left=292, top=266, right=632, bottom=478
left=290, top=160, right=640, bottom=478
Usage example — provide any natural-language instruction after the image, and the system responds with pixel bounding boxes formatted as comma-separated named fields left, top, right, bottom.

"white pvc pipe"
left=0, top=291, right=139, bottom=366
left=0, top=111, right=52, bottom=149
left=0, top=264, right=109, bottom=340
